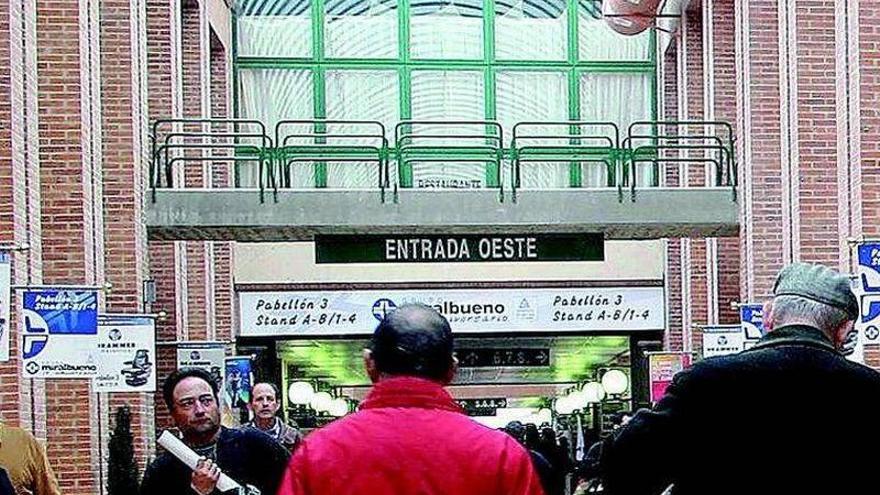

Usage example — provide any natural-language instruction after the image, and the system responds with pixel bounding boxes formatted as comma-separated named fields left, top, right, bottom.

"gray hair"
left=771, top=295, right=850, bottom=333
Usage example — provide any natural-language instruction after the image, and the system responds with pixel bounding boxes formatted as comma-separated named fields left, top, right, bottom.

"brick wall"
left=181, top=1, right=213, bottom=342
left=662, top=41, right=683, bottom=352
left=35, top=0, right=104, bottom=490
left=210, top=33, right=235, bottom=342
left=100, top=0, right=154, bottom=474
left=0, top=0, right=45, bottom=435
left=146, top=0, right=187, bottom=431
left=711, top=0, right=740, bottom=325
left=856, top=2, right=880, bottom=366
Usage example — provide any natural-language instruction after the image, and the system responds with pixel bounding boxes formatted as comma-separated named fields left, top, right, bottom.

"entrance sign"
left=648, top=352, right=691, bottom=403
left=177, top=342, right=226, bottom=389
left=0, top=252, right=10, bottom=362
left=94, top=315, right=157, bottom=392
left=238, top=286, right=665, bottom=337
left=314, top=234, right=605, bottom=263
left=739, top=304, right=765, bottom=339
left=22, top=289, right=99, bottom=378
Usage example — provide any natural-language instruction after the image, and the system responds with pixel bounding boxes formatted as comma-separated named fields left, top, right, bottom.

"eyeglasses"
left=176, top=394, right=215, bottom=410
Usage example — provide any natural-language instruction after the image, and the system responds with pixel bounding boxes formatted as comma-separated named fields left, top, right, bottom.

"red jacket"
left=277, top=377, right=546, bottom=495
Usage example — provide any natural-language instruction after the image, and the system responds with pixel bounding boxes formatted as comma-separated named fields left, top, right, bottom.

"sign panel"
left=238, top=286, right=665, bottom=337
left=223, top=357, right=252, bottom=410
left=702, top=325, right=756, bottom=358
left=315, top=234, right=605, bottom=263
left=456, top=398, right=507, bottom=416
left=22, top=289, right=99, bottom=378
left=0, top=252, right=10, bottom=362
left=856, top=243, right=880, bottom=346
left=94, top=315, right=157, bottom=392
left=457, top=348, right=551, bottom=368
left=739, top=304, right=765, bottom=340
left=648, top=352, right=691, bottom=403
left=176, top=342, right=226, bottom=390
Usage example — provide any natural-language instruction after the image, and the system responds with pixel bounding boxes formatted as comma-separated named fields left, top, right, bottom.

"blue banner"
left=224, top=357, right=253, bottom=410
left=23, top=290, right=98, bottom=335
left=857, top=243, right=880, bottom=324
left=21, top=289, right=99, bottom=377
left=740, top=304, right=765, bottom=340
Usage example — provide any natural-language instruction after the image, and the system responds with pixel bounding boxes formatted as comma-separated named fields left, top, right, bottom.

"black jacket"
left=598, top=325, right=880, bottom=495
left=140, top=427, right=290, bottom=495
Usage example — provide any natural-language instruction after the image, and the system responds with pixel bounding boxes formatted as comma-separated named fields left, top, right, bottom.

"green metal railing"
left=149, top=118, right=737, bottom=204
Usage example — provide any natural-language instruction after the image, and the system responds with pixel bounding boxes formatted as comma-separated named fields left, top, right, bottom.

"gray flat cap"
left=773, top=262, right=859, bottom=320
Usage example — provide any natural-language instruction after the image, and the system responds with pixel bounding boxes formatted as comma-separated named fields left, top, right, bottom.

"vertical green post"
left=313, top=0, right=327, bottom=187
left=398, top=0, right=413, bottom=187
left=483, top=0, right=497, bottom=187
left=567, top=0, right=582, bottom=187
left=232, top=11, right=241, bottom=187
left=649, top=29, right=658, bottom=186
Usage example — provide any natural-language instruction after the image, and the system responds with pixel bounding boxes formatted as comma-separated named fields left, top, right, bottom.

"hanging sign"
left=856, top=243, right=880, bottom=344
left=238, top=286, right=665, bottom=337
left=315, top=234, right=605, bottom=263
left=22, top=289, right=99, bottom=378
left=177, top=342, right=226, bottom=390
left=739, top=304, right=765, bottom=340
left=223, top=357, right=253, bottom=411
left=648, top=352, right=691, bottom=403
left=93, top=315, right=157, bottom=392
left=701, top=325, right=755, bottom=358
left=0, top=252, right=10, bottom=362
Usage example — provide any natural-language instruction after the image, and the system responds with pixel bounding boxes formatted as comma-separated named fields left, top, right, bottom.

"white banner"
left=238, top=286, right=665, bottom=337
left=94, top=315, right=157, bottom=392
left=702, top=325, right=753, bottom=358
left=177, top=342, right=226, bottom=389
left=0, top=252, right=10, bottom=362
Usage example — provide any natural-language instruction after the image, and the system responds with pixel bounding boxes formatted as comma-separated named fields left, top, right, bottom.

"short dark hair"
left=162, top=367, right=220, bottom=411
left=250, top=382, right=280, bottom=402
left=370, top=303, right=454, bottom=381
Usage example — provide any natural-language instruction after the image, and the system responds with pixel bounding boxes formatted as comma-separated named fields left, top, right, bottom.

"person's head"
left=525, top=423, right=541, bottom=449
left=250, top=382, right=280, bottom=421
left=504, top=421, right=526, bottom=444
left=540, top=427, right=556, bottom=444
left=162, top=368, right=221, bottom=444
left=764, top=262, right=859, bottom=353
left=364, top=303, right=456, bottom=384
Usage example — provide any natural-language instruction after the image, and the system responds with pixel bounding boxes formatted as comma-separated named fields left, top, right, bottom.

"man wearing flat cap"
left=596, top=262, right=880, bottom=495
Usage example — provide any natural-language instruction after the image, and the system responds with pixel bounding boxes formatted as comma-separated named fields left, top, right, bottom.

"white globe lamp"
left=287, top=381, right=315, bottom=405
left=328, top=398, right=349, bottom=417
left=583, top=381, right=606, bottom=404
left=310, top=391, right=333, bottom=412
left=602, top=369, right=629, bottom=395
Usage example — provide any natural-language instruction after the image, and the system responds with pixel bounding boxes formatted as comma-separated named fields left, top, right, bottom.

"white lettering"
left=386, top=239, right=397, bottom=260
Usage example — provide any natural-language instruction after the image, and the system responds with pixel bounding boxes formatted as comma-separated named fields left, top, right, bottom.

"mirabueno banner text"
left=238, top=287, right=665, bottom=337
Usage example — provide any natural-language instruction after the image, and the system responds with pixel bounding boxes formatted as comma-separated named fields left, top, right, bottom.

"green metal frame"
left=232, top=0, right=658, bottom=188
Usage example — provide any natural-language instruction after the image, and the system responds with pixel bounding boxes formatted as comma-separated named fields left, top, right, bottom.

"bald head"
left=368, top=304, right=455, bottom=382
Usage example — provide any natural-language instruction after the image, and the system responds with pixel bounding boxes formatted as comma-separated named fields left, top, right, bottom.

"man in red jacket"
left=277, top=303, right=546, bottom=495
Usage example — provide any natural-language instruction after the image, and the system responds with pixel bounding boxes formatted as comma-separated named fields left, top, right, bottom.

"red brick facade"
left=1, top=0, right=880, bottom=490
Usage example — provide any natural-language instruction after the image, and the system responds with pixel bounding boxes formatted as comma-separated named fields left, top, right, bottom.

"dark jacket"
left=598, top=324, right=880, bottom=495
left=140, top=426, right=290, bottom=495
left=277, top=376, right=545, bottom=495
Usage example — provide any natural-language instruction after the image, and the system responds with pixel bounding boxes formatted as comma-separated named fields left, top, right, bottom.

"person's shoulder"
left=0, top=424, right=38, bottom=445
left=144, top=450, right=177, bottom=473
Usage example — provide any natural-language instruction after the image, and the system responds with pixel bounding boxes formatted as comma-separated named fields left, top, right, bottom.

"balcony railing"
left=149, top=118, right=736, bottom=204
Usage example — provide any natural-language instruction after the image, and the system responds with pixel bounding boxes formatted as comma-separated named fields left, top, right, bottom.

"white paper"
left=157, top=431, right=241, bottom=492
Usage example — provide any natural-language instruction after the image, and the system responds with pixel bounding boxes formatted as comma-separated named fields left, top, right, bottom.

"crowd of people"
left=4, top=261, right=880, bottom=495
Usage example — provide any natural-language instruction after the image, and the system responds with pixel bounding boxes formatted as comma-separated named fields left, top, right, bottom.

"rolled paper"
left=157, top=430, right=242, bottom=492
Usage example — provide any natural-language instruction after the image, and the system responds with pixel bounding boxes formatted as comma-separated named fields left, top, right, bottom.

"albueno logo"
left=431, top=301, right=506, bottom=316
left=36, top=363, right=98, bottom=373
